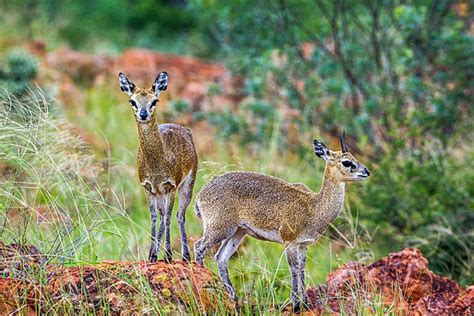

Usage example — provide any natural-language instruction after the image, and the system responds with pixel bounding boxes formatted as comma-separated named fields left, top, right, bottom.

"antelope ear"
left=313, top=140, right=330, bottom=161
left=119, top=72, right=136, bottom=96
left=152, top=72, right=168, bottom=97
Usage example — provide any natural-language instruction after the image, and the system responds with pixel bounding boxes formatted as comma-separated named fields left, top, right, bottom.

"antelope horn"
left=340, top=131, right=348, bottom=153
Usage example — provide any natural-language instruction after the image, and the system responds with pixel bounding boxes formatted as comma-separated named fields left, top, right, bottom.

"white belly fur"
left=240, top=222, right=283, bottom=243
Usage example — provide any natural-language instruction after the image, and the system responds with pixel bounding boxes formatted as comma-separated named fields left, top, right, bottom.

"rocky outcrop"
left=1, top=242, right=471, bottom=315
left=306, top=248, right=473, bottom=315
left=35, top=46, right=243, bottom=112
left=0, top=242, right=230, bottom=314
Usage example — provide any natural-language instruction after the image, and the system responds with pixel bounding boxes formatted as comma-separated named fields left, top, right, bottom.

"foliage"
left=195, top=0, right=472, bottom=143
left=192, top=0, right=474, bottom=282
left=352, top=144, right=474, bottom=284
left=0, top=49, right=38, bottom=96
left=0, top=1, right=197, bottom=53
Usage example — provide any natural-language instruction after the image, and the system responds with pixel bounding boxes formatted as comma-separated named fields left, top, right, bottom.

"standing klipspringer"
left=119, top=72, right=198, bottom=263
left=194, top=133, right=370, bottom=313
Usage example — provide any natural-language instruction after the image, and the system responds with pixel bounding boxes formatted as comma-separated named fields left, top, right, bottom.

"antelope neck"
left=137, top=121, right=165, bottom=159
left=315, top=165, right=346, bottom=218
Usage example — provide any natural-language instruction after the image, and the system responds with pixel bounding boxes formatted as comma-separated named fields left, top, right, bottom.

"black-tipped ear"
left=313, top=140, right=329, bottom=161
left=152, top=72, right=168, bottom=97
left=119, top=72, right=136, bottom=96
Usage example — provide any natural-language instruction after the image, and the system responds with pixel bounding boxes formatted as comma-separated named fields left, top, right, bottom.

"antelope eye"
left=129, top=100, right=137, bottom=108
left=342, top=160, right=353, bottom=168
left=150, top=99, right=158, bottom=108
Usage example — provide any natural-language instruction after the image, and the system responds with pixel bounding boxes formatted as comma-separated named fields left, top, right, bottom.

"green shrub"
left=171, top=99, right=191, bottom=114
left=356, top=145, right=474, bottom=284
left=0, top=49, right=38, bottom=96
left=206, top=107, right=249, bottom=141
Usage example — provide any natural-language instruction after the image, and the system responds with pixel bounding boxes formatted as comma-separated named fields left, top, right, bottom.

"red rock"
left=181, top=81, right=208, bottom=110
left=306, top=285, right=327, bottom=314
left=325, top=261, right=368, bottom=313
left=306, top=248, right=473, bottom=314
left=46, top=48, right=113, bottom=85
left=0, top=242, right=230, bottom=314
left=413, top=285, right=473, bottom=315
left=367, top=247, right=433, bottom=303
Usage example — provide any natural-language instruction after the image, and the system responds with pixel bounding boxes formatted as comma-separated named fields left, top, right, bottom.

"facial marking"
left=119, top=72, right=168, bottom=123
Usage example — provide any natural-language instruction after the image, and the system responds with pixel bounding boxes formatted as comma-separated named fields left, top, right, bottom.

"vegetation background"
left=0, top=0, right=472, bottom=312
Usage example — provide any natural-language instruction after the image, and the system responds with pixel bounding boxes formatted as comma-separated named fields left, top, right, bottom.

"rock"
left=325, top=261, right=368, bottom=313
left=366, top=247, right=435, bottom=304
left=46, top=261, right=230, bottom=314
left=413, top=285, right=473, bottom=315
left=306, top=248, right=473, bottom=314
left=0, top=241, right=43, bottom=278
left=0, top=242, right=230, bottom=314
left=46, top=48, right=113, bottom=85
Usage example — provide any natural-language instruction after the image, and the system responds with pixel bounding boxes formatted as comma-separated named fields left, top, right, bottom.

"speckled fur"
left=194, top=137, right=369, bottom=313
left=119, top=72, right=198, bottom=263
left=136, top=119, right=197, bottom=195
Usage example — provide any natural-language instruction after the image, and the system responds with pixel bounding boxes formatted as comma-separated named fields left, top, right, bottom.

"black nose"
left=364, top=168, right=370, bottom=176
left=139, top=109, right=148, bottom=120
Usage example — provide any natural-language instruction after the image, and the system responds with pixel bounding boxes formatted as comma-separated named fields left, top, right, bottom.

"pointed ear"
left=119, top=72, right=136, bottom=96
left=152, top=72, right=168, bottom=97
left=313, top=140, right=330, bottom=161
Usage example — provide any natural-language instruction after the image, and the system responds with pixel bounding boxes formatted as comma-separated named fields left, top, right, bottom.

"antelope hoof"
left=233, top=298, right=241, bottom=311
left=181, top=251, right=191, bottom=263
left=292, top=302, right=301, bottom=314
left=148, top=249, right=158, bottom=263
left=302, top=295, right=309, bottom=310
left=164, top=251, right=172, bottom=264
left=182, top=252, right=191, bottom=262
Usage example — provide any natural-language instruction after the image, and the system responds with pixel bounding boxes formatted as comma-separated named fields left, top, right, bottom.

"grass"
left=0, top=90, right=379, bottom=314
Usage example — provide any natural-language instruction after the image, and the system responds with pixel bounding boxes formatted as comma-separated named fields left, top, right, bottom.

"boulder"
left=306, top=248, right=473, bottom=315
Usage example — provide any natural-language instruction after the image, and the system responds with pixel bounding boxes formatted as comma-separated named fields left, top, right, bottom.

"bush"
left=355, top=145, right=474, bottom=284
left=0, top=49, right=38, bottom=96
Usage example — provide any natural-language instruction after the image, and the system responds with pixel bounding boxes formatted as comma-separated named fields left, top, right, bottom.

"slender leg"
left=298, top=244, right=308, bottom=308
left=215, top=228, right=246, bottom=302
left=148, top=194, right=163, bottom=262
left=148, top=195, right=165, bottom=262
left=285, top=244, right=302, bottom=314
left=194, top=226, right=236, bottom=265
left=176, top=172, right=195, bottom=262
left=163, top=192, right=175, bottom=263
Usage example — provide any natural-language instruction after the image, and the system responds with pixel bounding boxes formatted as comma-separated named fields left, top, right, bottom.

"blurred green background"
left=0, top=0, right=472, bottom=295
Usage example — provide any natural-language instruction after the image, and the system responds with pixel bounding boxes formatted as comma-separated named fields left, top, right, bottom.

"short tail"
left=194, top=201, right=202, bottom=219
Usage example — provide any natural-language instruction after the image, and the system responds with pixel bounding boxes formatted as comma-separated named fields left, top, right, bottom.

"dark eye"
left=342, top=160, right=353, bottom=168
left=129, top=100, right=137, bottom=108
left=150, top=99, right=158, bottom=108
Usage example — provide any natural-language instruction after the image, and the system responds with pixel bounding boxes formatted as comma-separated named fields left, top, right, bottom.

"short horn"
left=340, top=131, right=348, bottom=153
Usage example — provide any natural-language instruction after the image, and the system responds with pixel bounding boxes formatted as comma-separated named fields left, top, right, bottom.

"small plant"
left=206, top=107, right=249, bottom=141
left=0, top=49, right=38, bottom=96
